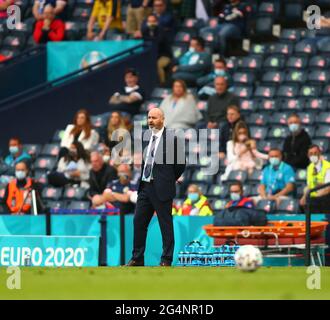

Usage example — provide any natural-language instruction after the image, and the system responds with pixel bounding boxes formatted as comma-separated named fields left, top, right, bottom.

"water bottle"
left=24, top=255, right=31, bottom=267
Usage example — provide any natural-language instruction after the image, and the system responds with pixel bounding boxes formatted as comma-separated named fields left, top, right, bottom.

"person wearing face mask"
left=300, top=145, right=330, bottom=210
left=140, top=14, right=173, bottom=86
left=256, top=148, right=296, bottom=206
left=197, top=58, right=231, bottom=98
left=2, top=162, right=44, bottom=214
left=94, top=164, right=138, bottom=214
left=221, top=121, right=268, bottom=181
left=89, top=151, right=117, bottom=202
left=48, top=141, right=91, bottom=188
left=283, top=114, right=312, bottom=170
left=4, top=137, right=31, bottom=170
left=172, top=37, right=212, bottom=87
left=173, top=184, right=213, bottom=216
left=225, top=181, right=254, bottom=209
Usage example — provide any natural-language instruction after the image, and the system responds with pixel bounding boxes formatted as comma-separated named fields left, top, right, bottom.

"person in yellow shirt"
left=87, top=0, right=123, bottom=40
left=300, top=144, right=330, bottom=212
left=173, top=184, right=213, bottom=216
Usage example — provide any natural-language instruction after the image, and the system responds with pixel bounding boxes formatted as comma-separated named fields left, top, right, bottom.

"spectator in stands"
left=92, top=164, right=138, bottom=214
left=33, top=4, right=65, bottom=44
left=172, top=36, right=212, bottom=87
left=0, top=0, right=14, bottom=22
left=152, top=0, right=175, bottom=40
left=89, top=151, right=117, bottom=202
left=219, top=105, right=243, bottom=159
left=159, top=80, right=202, bottom=129
left=225, top=181, right=254, bottom=209
left=256, top=149, right=295, bottom=206
left=2, top=161, right=44, bottom=215
left=140, top=14, right=172, bottom=86
left=222, top=121, right=268, bottom=180
left=282, top=114, right=312, bottom=170
left=206, top=76, right=239, bottom=129
left=86, top=0, right=123, bottom=41
left=101, top=111, right=130, bottom=150
left=108, top=68, right=145, bottom=117
left=172, top=184, right=213, bottom=216
left=200, top=0, right=247, bottom=55
left=32, top=0, right=67, bottom=20
left=300, top=145, right=330, bottom=211
left=60, top=109, right=99, bottom=155
left=197, top=57, right=229, bottom=88
left=48, top=141, right=90, bottom=188
left=4, top=137, right=31, bottom=170
left=126, top=0, right=153, bottom=36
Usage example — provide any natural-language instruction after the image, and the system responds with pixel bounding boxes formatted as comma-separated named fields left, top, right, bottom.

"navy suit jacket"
left=138, top=127, right=186, bottom=202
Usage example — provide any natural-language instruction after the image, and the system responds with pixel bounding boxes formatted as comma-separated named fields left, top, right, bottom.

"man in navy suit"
left=126, top=108, right=186, bottom=266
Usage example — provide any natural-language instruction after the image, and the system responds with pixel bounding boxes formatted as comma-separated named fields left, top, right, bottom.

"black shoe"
left=125, top=259, right=144, bottom=267
left=159, top=261, right=172, bottom=267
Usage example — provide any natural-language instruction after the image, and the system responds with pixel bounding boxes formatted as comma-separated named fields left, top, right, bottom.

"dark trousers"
left=132, top=181, right=174, bottom=263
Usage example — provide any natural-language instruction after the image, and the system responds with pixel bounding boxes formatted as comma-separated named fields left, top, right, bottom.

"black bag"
left=214, top=207, right=268, bottom=227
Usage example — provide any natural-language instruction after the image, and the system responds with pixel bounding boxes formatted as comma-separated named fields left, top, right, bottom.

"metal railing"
left=305, top=181, right=330, bottom=266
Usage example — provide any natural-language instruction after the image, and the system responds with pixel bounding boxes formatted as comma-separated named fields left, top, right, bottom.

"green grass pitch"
left=0, top=267, right=329, bottom=300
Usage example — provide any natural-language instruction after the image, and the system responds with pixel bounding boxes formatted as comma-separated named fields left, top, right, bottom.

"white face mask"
left=103, top=155, right=110, bottom=163
left=15, top=170, right=27, bottom=180
left=310, top=155, right=319, bottom=164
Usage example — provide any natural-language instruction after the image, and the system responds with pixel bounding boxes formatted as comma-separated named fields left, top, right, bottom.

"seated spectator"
left=206, top=76, right=240, bottom=129
left=48, top=141, right=90, bottom=188
left=141, top=14, right=172, bottom=86
left=172, top=37, right=212, bottom=87
left=151, top=0, right=175, bottom=41
left=282, top=113, right=312, bottom=170
left=219, top=105, right=243, bottom=159
left=86, top=0, right=123, bottom=41
left=225, top=181, right=254, bottom=209
left=0, top=0, right=14, bottom=23
left=172, top=184, right=213, bottom=216
left=101, top=111, right=130, bottom=150
left=89, top=151, right=117, bottom=202
left=4, top=137, right=31, bottom=170
left=33, top=4, right=65, bottom=44
left=32, top=0, right=67, bottom=20
left=197, top=57, right=230, bottom=90
left=300, top=145, right=330, bottom=212
left=200, top=0, right=247, bottom=55
left=222, top=122, right=268, bottom=180
left=92, top=164, right=138, bottom=214
left=60, top=109, right=99, bottom=155
left=2, top=162, right=43, bottom=215
left=159, top=80, right=202, bottom=129
left=108, top=68, right=145, bottom=117
left=126, top=0, right=153, bottom=36
left=256, top=149, right=295, bottom=206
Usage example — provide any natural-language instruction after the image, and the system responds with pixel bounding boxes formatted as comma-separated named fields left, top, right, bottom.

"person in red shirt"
left=33, top=4, right=65, bottom=43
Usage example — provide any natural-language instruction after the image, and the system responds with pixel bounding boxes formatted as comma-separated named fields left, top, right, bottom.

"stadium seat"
left=171, top=44, right=188, bottom=59
left=285, top=70, right=307, bottom=85
left=248, top=184, right=260, bottom=197
left=322, top=85, right=330, bottom=98
left=257, top=140, right=281, bottom=154
left=285, top=56, right=308, bottom=69
left=34, top=157, right=57, bottom=171
left=315, top=125, right=330, bottom=138
left=256, top=199, right=276, bottom=214
left=263, top=55, right=286, bottom=70
left=240, top=100, right=257, bottom=113
left=257, top=99, right=277, bottom=112
left=297, top=111, right=316, bottom=125
left=280, top=98, right=303, bottom=112
left=304, top=98, right=328, bottom=111
left=308, top=56, right=329, bottom=69
left=250, top=126, right=268, bottom=140
left=269, top=43, right=294, bottom=56
left=226, top=56, right=239, bottom=72
left=254, top=85, right=277, bottom=99
left=261, top=71, right=285, bottom=85
left=284, top=0, right=304, bottom=21
left=42, top=187, right=63, bottom=201
left=296, top=183, right=305, bottom=199
left=295, top=39, right=317, bottom=56
left=268, top=112, right=288, bottom=126
left=304, top=125, right=315, bottom=138
left=91, top=114, right=109, bottom=128
left=190, top=170, right=213, bottom=185
left=276, top=84, right=299, bottom=98
left=174, top=31, right=193, bottom=44
left=40, top=143, right=61, bottom=157
left=267, top=125, right=289, bottom=140
left=249, top=43, right=269, bottom=56
left=231, top=85, right=253, bottom=99
left=67, top=201, right=90, bottom=210
left=280, top=29, right=301, bottom=43
left=308, top=70, right=330, bottom=85
left=276, top=198, right=299, bottom=214
left=238, top=56, right=263, bottom=71
left=33, top=169, right=48, bottom=185
left=209, top=199, right=227, bottom=212
left=246, top=113, right=269, bottom=127
left=224, top=170, right=248, bottom=184
left=313, top=138, right=330, bottom=153
left=248, top=169, right=263, bottom=183
left=24, top=144, right=42, bottom=158
left=299, top=85, right=322, bottom=98
left=140, top=100, right=160, bottom=113
left=63, top=186, right=87, bottom=200
left=181, top=18, right=205, bottom=31
left=46, top=200, right=68, bottom=210
left=2, top=34, right=27, bottom=51
left=151, top=87, right=171, bottom=100
left=207, top=184, right=229, bottom=199
left=254, top=15, right=274, bottom=37
left=317, top=37, right=330, bottom=54
left=52, top=129, right=65, bottom=143
left=72, top=6, right=92, bottom=21
left=232, top=72, right=256, bottom=85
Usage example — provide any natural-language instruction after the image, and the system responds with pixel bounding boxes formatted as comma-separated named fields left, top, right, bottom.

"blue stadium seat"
left=263, top=55, right=285, bottom=70
left=174, top=31, right=193, bottom=44
left=190, top=171, right=213, bottom=185
left=304, top=98, right=328, bottom=111
left=309, top=55, right=329, bottom=69
left=254, top=15, right=275, bottom=36
left=295, top=39, right=317, bottom=56
left=308, top=70, right=330, bottom=85
left=246, top=113, right=269, bottom=127
left=248, top=169, right=263, bottom=183
left=315, top=125, right=330, bottom=138
left=171, top=44, right=188, bottom=59
left=33, top=169, right=48, bottom=185
left=269, top=43, right=294, bottom=56
left=276, top=198, right=299, bottom=214
left=276, top=84, right=299, bottom=98
left=256, top=199, right=276, bottom=214
left=24, top=144, right=42, bottom=158
left=231, top=86, right=253, bottom=99
left=207, top=185, right=229, bottom=199
left=40, top=143, right=61, bottom=157
left=45, top=200, right=68, bottom=210
left=299, top=85, right=322, bottom=98
left=209, top=199, right=227, bottom=212
left=257, top=140, right=281, bottom=154
left=295, top=169, right=307, bottom=183
left=250, top=126, right=268, bottom=140
left=238, top=56, right=263, bottom=71
left=224, top=170, right=248, bottom=184
left=34, top=157, right=57, bottom=171
left=285, top=56, right=308, bottom=69
left=151, top=87, right=171, bottom=100
left=297, top=111, right=316, bottom=125
left=304, top=125, right=315, bottom=138
left=254, top=85, right=277, bottom=99
left=67, top=201, right=90, bottom=210
left=268, top=112, right=288, bottom=126
left=140, top=100, right=161, bottom=113
left=258, top=99, right=277, bottom=112
left=232, top=72, right=256, bottom=85
left=249, top=43, right=269, bottom=56
left=322, top=85, right=330, bottom=98
left=239, top=100, right=257, bottom=113
left=42, top=187, right=63, bottom=201
left=63, top=186, right=87, bottom=200
left=261, top=71, right=285, bottom=85
left=267, top=125, right=289, bottom=140
left=280, top=29, right=301, bottom=43
left=279, top=98, right=304, bottom=112
left=285, top=70, right=308, bottom=85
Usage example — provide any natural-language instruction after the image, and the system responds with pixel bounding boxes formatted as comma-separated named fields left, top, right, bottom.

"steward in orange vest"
left=6, top=177, right=33, bottom=214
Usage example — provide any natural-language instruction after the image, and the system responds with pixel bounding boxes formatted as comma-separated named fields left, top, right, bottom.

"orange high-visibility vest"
left=6, top=178, right=33, bottom=214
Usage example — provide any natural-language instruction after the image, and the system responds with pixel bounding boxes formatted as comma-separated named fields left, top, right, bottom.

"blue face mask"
left=288, top=123, right=300, bottom=133
left=230, top=192, right=241, bottom=201
left=188, top=47, right=196, bottom=53
left=214, top=69, right=226, bottom=77
left=188, top=192, right=199, bottom=202
left=15, top=170, right=26, bottom=180
left=9, top=146, right=19, bottom=155
left=269, top=157, right=281, bottom=167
